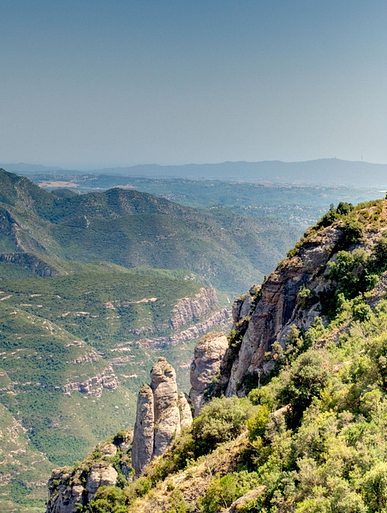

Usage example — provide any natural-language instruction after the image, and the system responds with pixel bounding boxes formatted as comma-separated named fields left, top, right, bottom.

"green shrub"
left=198, top=471, right=260, bottom=513
left=133, top=476, right=152, bottom=497
left=339, top=219, right=364, bottom=248
left=167, top=488, right=188, bottom=513
left=280, top=350, right=331, bottom=428
left=89, top=486, right=128, bottom=513
left=362, top=462, right=387, bottom=511
left=246, top=405, right=270, bottom=442
left=191, top=396, right=252, bottom=457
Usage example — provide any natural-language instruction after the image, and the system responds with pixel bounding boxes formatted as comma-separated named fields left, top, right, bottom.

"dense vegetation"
left=85, top=296, right=387, bottom=513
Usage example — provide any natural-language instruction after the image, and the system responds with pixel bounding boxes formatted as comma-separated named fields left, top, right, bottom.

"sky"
left=1, top=0, right=387, bottom=168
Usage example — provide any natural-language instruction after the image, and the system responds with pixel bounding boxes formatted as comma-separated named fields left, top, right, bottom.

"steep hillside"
left=0, top=266, right=230, bottom=512
left=0, top=169, right=300, bottom=296
left=68, top=196, right=387, bottom=513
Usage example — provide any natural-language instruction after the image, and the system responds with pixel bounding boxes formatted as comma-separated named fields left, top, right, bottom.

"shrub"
left=89, top=486, right=128, bottom=513
left=280, top=350, right=331, bottom=428
left=362, top=462, right=387, bottom=511
left=339, top=219, right=364, bottom=248
left=371, top=236, right=387, bottom=273
left=198, top=471, right=260, bottom=513
left=246, top=404, right=270, bottom=442
left=191, top=396, right=252, bottom=456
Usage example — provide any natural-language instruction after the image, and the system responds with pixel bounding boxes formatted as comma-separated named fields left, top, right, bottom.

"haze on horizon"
left=1, top=0, right=387, bottom=169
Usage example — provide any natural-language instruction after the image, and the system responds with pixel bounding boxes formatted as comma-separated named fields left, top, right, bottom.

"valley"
left=1, top=166, right=384, bottom=512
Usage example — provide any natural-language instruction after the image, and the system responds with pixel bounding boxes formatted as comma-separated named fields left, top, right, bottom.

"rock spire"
left=131, top=357, right=192, bottom=475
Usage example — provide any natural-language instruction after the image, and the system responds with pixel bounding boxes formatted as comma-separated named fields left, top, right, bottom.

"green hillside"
left=0, top=264, right=228, bottom=512
left=0, top=168, right=300, bottom=296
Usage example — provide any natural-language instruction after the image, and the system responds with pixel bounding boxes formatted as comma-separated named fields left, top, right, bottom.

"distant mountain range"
left=5, top=158, right=387, bottom=187
left=0, top=168, right=300, bottom=296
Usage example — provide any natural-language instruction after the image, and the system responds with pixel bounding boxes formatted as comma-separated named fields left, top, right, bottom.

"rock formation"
left=46, top=431, right=133, bottom=513
left=169, top=287, right=219, bottom=330
left=131, top=357, right=192, bottom=476
left=137, top=307, right=231, bottom=348
left=189, top=331, right=228, bottom=416
left=218, top=210, right=387, bottom=396
left=131, top=385, right=154, bottom=475
left=61, top=366, right=119, bottom=397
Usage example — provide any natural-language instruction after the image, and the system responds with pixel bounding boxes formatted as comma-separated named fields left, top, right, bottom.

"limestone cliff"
left=132, top=357, right=192, bottom=476
left=189, top=331, right=228, bottom=416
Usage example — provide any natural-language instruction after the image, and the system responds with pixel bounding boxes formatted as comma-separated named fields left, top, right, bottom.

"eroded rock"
left=189, top=331, right=228, bottom=416
left=132, top=357, right=193, bottom=475
left=131, top=384, right=155, bottom=476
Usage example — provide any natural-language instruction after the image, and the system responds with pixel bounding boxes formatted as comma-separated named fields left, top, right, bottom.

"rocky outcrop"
left=138, top=308, right=231, bottom=348
left=178, top=392, right=193, bottom=430
left=47, top=463, right=118, bottom=513
left=189, top=331, right=228, bottom=416
left=169, top=287, right=218, bottom=330
left=85, top=462, right=118, bottom=500
left=221, top=224, right=342, bottom=396
left=151, top=358, right=182, bottom=457
left=61, top=367, right=118, bottom=397
left=219, top=211, right=387, bottom=396
left=131, top=385, right=155, bottom=475
left=46, top=431, right=133, bottom=513
left=132, top=357, right=193, bottom=476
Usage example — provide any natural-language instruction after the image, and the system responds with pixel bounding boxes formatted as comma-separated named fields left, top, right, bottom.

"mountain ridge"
left=7, top=159, right=387, bottom=187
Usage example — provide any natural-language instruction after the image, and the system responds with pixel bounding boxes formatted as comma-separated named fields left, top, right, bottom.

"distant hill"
left=8, top=158, right=387, bottom=187
left=66, top=159, right=387, bottom=187
left=0, top=168, right=301, bottom=296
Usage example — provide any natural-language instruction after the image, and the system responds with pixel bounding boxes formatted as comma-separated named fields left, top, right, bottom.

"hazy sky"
left=1, top=0, right=387, bottom=168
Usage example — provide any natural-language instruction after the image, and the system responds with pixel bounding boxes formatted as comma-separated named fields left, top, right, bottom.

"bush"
left=198, top=471, right=260, bottom=513
left=89, top=486, right=128, bottom=513
left=280, top=350, right=331, bottom=428
left=246, top=404, right=270, bottom=442
left=339, top=219, right=364, bottom=248
left=191, top=396, right=253, bottom=457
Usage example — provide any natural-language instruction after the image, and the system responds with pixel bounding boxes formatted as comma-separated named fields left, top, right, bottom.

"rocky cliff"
left=131, top=357, right=192, bottom=475
left=218, top=200, right=387, bottom=396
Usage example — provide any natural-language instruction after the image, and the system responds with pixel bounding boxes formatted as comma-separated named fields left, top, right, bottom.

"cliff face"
left=220, top=204, right=387, bottom=396
left=131, top=357, right=192, bottom=476
left=169, top=288, right=218, bottom=330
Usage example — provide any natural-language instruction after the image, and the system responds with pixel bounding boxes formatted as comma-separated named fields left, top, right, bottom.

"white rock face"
left=189, top=332, right=228, bottom=416
left=131, top=357, right=193, bottom=475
